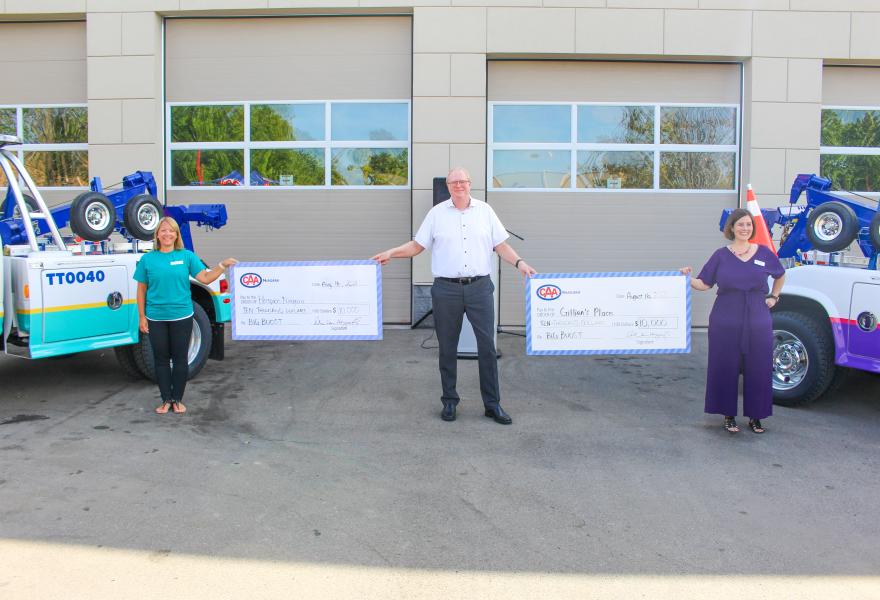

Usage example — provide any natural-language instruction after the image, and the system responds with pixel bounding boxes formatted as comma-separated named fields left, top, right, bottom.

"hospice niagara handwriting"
left=231, top=261, right=382, bottom=341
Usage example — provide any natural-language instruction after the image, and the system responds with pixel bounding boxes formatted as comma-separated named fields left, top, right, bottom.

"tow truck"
left=726, top=174, right=880, bottom=406
left=0, top=134, right=231, bottom=381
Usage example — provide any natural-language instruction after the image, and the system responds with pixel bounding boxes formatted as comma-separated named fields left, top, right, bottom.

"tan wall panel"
left=166, top=16, right=411, bottom=101
left=822, top=66, right=880, bottom=106
left=0, top=21, right=86, bottom=104
left=491, top=193, right=732, bottom=327
left=168, top=189, right=412, bottom=323
left=488, top=60, right=741, bottom=104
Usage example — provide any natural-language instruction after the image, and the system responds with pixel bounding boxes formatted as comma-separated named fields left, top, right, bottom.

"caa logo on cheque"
left=239, top=273, right=263, bottom=288
left=536, top=284, right=561, bottom=301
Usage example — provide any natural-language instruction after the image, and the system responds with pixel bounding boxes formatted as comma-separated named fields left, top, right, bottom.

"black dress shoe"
left=484, top=405, right=512, bottom=425
left=441, top=403, right=456, bottom=421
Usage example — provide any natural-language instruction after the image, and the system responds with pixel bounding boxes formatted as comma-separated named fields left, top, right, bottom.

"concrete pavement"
left=1, top=329, right=879, bottom=599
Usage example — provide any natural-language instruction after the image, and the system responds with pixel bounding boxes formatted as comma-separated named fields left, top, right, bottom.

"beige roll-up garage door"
left=165, top=16, right=412, bottom=323
left=488, top=61, right=742, bottom=327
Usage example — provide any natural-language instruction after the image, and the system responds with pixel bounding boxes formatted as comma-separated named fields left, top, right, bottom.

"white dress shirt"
left=414, top=197, right=509, bottom=278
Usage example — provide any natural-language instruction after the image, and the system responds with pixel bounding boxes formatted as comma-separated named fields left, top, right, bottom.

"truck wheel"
left=70, top=191, right=116, bottom=241
left=806, top=201, right=859, bottom=252
left=114, top=344, right=145, bottom=380
left=0, top=193, right=38, bottom=219
left=131, top=302, right=213, bottom=382
left=771, top=310, right=839, bottom=406
left=870, top=212, right=880, bottom=251
left=123, top=194, right=163, bottom=241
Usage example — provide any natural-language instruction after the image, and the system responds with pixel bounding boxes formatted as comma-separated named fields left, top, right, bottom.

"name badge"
left=170, top=260, right=184, bottom=266
left=754, top=259, right=766, bottom=266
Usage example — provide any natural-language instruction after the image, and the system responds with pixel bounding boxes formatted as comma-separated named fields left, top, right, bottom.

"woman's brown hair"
left=722, top=208, right=756, bottom=241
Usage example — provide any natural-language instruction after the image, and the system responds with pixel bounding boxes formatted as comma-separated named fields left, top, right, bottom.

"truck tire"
left=123, top=194, right=163, bottom=241
left=131, top=302, right=213, bottom=382
left=771, top=310, right=839, bottom=406
left=114, top=344, right=144, bottom=380
left=806, top=201, right=859, bottom=252
left=70, top=191, right=116, bottom=241
left=0, top=192, right=38, bottom=219
left=870, top=212, right=880, bottom=251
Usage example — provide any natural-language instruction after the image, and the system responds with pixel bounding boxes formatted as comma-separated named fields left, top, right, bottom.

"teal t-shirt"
left=133, top=249, right=205, bottom=321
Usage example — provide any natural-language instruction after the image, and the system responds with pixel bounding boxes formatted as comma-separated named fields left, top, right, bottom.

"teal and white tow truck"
left=0, top=134, right=231, bottom=381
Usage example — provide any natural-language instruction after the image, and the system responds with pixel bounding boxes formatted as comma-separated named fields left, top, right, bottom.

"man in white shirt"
left=372, top=167, right=536, bottom=424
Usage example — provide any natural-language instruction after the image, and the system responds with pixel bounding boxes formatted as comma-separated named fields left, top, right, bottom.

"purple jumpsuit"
left=698, top=245, right=785, bottom=419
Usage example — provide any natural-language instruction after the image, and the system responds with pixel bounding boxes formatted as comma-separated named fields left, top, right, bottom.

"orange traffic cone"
left=745, top=184, right=777, bottom=254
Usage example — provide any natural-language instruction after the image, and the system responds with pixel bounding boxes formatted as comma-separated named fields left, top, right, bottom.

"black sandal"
left=723, top=416, right=739, bottom=434
left=748, top=419, right=765, bottom=434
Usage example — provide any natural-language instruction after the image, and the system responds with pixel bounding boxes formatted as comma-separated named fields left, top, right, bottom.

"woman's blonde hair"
left=153, top=216, right=184, bottom=250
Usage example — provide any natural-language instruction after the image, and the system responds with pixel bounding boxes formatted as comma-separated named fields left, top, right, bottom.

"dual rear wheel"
left=68, top=191, right=162, bottom=242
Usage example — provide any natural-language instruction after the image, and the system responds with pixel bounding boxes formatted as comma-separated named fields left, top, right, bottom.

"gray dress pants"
left=431, top=276, right=500, bottom=408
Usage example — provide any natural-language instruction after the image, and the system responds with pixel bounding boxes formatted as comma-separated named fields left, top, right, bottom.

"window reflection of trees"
left=579, top=106, right=653, bottom=144
left=820, top=110, right=880, bottom=191
left=168, top=102, right=409, bottom=186
left=331, top=149, right=408, bottom=186
left=660, top=107, right=736, bottom=145
left=577, top=151, right=652, bottom=189
left=0, top=108, right=15, bottom=136
left=171, top=150, right=243, bottom=187
left=171, top=105, right=243, bottom=143
left=24, top=150, right=88, bottom=187
left=660, top=152, right=735, bottom=190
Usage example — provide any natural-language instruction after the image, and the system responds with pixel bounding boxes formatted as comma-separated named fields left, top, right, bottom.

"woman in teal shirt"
left=134, top=217, right=236, bottom=414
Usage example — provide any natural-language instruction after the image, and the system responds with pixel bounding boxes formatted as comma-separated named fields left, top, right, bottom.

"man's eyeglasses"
left=447, top=179, right=471, bottom=186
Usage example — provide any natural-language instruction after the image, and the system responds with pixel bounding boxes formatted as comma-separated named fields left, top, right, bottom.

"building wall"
left=2, top=1, right=880, bottom=325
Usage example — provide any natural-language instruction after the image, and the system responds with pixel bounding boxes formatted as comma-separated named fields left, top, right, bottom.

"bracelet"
left=514, top=258, right=523, bottom=268
left=767, top=294, right=779, bottom=301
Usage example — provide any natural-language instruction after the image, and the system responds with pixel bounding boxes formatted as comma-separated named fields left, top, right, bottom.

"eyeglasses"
left=446, top=179, right=471, bottom=186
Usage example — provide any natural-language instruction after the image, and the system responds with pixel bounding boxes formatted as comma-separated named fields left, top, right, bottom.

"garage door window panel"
left=489, top=102, right=738, bottom=192
left=168, top=100, right=409, bottom=189
left=1, top=104, right=88, bottom=189
left=659, top=151, right=736, bottom=190
left=660, top=106, right=736, bottom=145
left=820, top=108, right=880, bottom=192
left=578, top=105, right=653, bottom=144
left=492, top=149, right=570, bottom=189
left=494, top=105, right=570, bottom=143
left=577, top=150, right=653, bottom=189
left=251, top=104, right=324, bottom=142
left=171, top=149, right=244, bottom=187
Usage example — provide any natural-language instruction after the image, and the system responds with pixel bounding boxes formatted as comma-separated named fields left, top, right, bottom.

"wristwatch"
left=766, top=294, right=779, bottom=302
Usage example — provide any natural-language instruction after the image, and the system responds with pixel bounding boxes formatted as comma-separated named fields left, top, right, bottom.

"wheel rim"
left=772, top=330, right=809, bottom=391
left=137, top=203, right=160, bottom=232
left=812, top=213, right=843, bottom=242
left=188, top=321, right=202, bottom=365
left=85, top=201, right=111, bottom=231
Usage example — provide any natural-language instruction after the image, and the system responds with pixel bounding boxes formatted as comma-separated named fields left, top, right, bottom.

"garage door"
left=0, top=21, right=87, bottom=205
left=820, top=66, right=880, bottom=193
left=487, top=61, right=742, bottom=327
left=165, top=16, right=412, bottom=323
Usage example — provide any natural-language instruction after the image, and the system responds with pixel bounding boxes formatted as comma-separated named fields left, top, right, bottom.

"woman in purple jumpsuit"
left=682, top=209, right=786, bottom=434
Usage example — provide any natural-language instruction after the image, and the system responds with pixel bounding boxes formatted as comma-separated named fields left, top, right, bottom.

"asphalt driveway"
left=1, top=329, right=879, bottom=599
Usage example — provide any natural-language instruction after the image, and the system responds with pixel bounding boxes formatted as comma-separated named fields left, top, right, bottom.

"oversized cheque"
left=231, top=261, right=382, bottom=340
left=526, top=271, right=690, bottom=355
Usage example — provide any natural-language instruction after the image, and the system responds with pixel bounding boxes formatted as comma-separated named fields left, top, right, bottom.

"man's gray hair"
left=447, top=166, right=471, bottom=181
